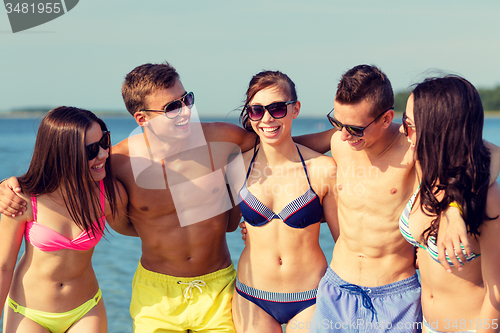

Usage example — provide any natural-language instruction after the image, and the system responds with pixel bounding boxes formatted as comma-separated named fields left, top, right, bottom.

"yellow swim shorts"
left=130, top=261, right=236, bottom=333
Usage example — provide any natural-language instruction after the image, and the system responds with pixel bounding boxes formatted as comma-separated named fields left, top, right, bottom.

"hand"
left=437, top=206, right=470, bottom=272
left=0, top=177, right=26, bottom=217
left=239, top=221, right=247, bottom=244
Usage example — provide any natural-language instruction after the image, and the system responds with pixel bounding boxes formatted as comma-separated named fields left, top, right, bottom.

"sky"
left=1, top=0, right=500, bottom=117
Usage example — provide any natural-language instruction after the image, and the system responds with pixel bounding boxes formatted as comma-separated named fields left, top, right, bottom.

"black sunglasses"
left=402, top=111, right=416, bottom=137
left=140, top=91, right=195, bottom=119
left=87, top=131, right=110, bottom=160
left=246, top=100, right=296, bottom=121
left=326, top=107, right=393, bottom=137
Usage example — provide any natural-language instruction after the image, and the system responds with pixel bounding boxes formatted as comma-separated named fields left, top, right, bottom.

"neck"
left=258, top=137, right=298, bottom=166
left=142, top=123, right=206, bottom=160
left=365, top=124, right=401, bottom=158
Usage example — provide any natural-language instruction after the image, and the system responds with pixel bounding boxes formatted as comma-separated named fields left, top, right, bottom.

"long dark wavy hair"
left=18, top=106, right=117, bottom=238
left=413, top=75, right=495, bottom=240
left=239, top=70, right=297, bottom=133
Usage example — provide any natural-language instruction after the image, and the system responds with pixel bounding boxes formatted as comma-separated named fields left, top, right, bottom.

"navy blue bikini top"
left=238, top=145, right=323, bottom=229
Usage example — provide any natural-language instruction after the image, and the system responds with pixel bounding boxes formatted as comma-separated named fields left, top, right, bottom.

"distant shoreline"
left=1, top=111, right=500, bottom=119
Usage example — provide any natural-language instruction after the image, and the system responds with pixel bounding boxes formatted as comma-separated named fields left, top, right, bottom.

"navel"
left=140, top=206, right=149, bottom=212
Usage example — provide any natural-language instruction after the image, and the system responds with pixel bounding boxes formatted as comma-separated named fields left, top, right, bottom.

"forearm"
left=106, top=206, right=138, bottom=237
left=0, top=270, right=14, bottom=316
left=293, top=128, right=336, bottom=154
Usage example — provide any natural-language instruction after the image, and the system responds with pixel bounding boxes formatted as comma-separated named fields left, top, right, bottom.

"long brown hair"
left=18, top=106, right=117, bottom=238
left=413, top=76, right=495, bottom=240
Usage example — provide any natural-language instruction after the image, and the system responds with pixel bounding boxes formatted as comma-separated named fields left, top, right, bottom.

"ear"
left=134, top=111, right=148, bottom=127
left=381, top=109, right=394, bottom=129
left=292, top=101, right=301, bottom=119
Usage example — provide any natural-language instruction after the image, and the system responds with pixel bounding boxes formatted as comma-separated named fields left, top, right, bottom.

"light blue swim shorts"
left=309, top=267, right=422, bottom=332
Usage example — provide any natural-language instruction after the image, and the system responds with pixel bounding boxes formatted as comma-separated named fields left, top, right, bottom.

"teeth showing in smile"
left=176, top=119, right=189, bottom=126
left=261, top=126, right=279, bottom=133
left=348, top=138, right=361, bottom=144
left=91, top=162, right=104, bottom=170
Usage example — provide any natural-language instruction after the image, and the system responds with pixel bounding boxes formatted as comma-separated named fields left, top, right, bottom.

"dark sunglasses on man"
left=246, top=100, right=297, bottom=121
left=140, top=91, right=195, bottom=119
left=326, top=107, right=394, bottom=137
left=86, top=131, right=111, bottom=160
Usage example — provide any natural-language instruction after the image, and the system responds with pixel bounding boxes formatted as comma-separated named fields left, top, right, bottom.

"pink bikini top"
left=25, top=181, right=106, bottom=252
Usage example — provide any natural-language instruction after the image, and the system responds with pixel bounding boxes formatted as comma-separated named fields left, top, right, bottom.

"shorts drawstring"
left=339, top=284, right=377, bottom=321
left=177, top=280, right=206, bottom=302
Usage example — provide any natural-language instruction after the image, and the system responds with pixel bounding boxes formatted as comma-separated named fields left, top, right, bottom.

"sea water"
left=0, top=115, right=499, bottom=332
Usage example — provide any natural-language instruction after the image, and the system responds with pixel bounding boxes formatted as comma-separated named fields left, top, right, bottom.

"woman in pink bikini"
left=0, top=106, right=135, bottom=333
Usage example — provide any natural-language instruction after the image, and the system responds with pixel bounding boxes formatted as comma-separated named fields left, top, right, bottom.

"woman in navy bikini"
left=0, top=107, right=135, bottom=332
left=399, top=76, right=500, bottom=332
left=228, top=71, right=337, bottom=332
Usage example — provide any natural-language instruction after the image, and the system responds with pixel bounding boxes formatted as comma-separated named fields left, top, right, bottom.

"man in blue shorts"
left=310, top=65, right=500, bottom=333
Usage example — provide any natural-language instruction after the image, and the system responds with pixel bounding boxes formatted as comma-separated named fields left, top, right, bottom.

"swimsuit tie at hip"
left=339, top=284, right=377, bottom=321
left=177, top=280, right=206, bottom=301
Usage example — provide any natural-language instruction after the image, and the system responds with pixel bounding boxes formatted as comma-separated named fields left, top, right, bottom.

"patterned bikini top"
left=399, top=186, right=480, bottom=266
left=239, top=145, right=323, bottom=229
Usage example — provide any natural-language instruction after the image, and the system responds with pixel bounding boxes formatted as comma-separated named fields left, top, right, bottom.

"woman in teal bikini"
left=228, top=71, right=337, bottom=332
left=0, top=107, right=135, bottom=332
left=399, top=76, right=500, bottom=332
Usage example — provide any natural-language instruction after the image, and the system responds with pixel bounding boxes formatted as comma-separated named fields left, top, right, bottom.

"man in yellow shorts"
left=0, top=62, right=332, bottom=332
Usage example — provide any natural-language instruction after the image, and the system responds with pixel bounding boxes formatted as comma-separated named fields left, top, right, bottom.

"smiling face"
left=248, top=86, right=299, bottom=146
left=86, top=121, right=109, bottom=181
left=333, top=98, right=386, bottom=151
left=141, top=79, right=192, bottom=141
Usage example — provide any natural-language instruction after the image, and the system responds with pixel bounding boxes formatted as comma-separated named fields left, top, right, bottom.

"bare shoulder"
left=478, top=182, right=500, bottom=251
left=486, top=181, right=500, bottom=218
left=110, top=138, right=134, bottom=182
left=296, top=144, right=335, bottom=167
left=485, top=141, right=500, bottom=184
left=112, top=137, right=130, bottom=160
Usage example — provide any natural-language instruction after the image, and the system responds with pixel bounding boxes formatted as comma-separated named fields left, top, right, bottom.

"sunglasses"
left=402, top=111, right=416, bottom=137
left=327, top=107, right=393, bottom=137
left=87, top=131, right=111, bottom=160
left=246, top=100, right=296, bottom=121
left=140, top=91, right=195, bottom=119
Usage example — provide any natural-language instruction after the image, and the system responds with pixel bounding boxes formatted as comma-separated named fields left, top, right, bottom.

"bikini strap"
left=295, top=145, right=312, bottom=187
left=31, top=196, right=37, bottom=221
left=245, top=147, right=260, bottom=181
